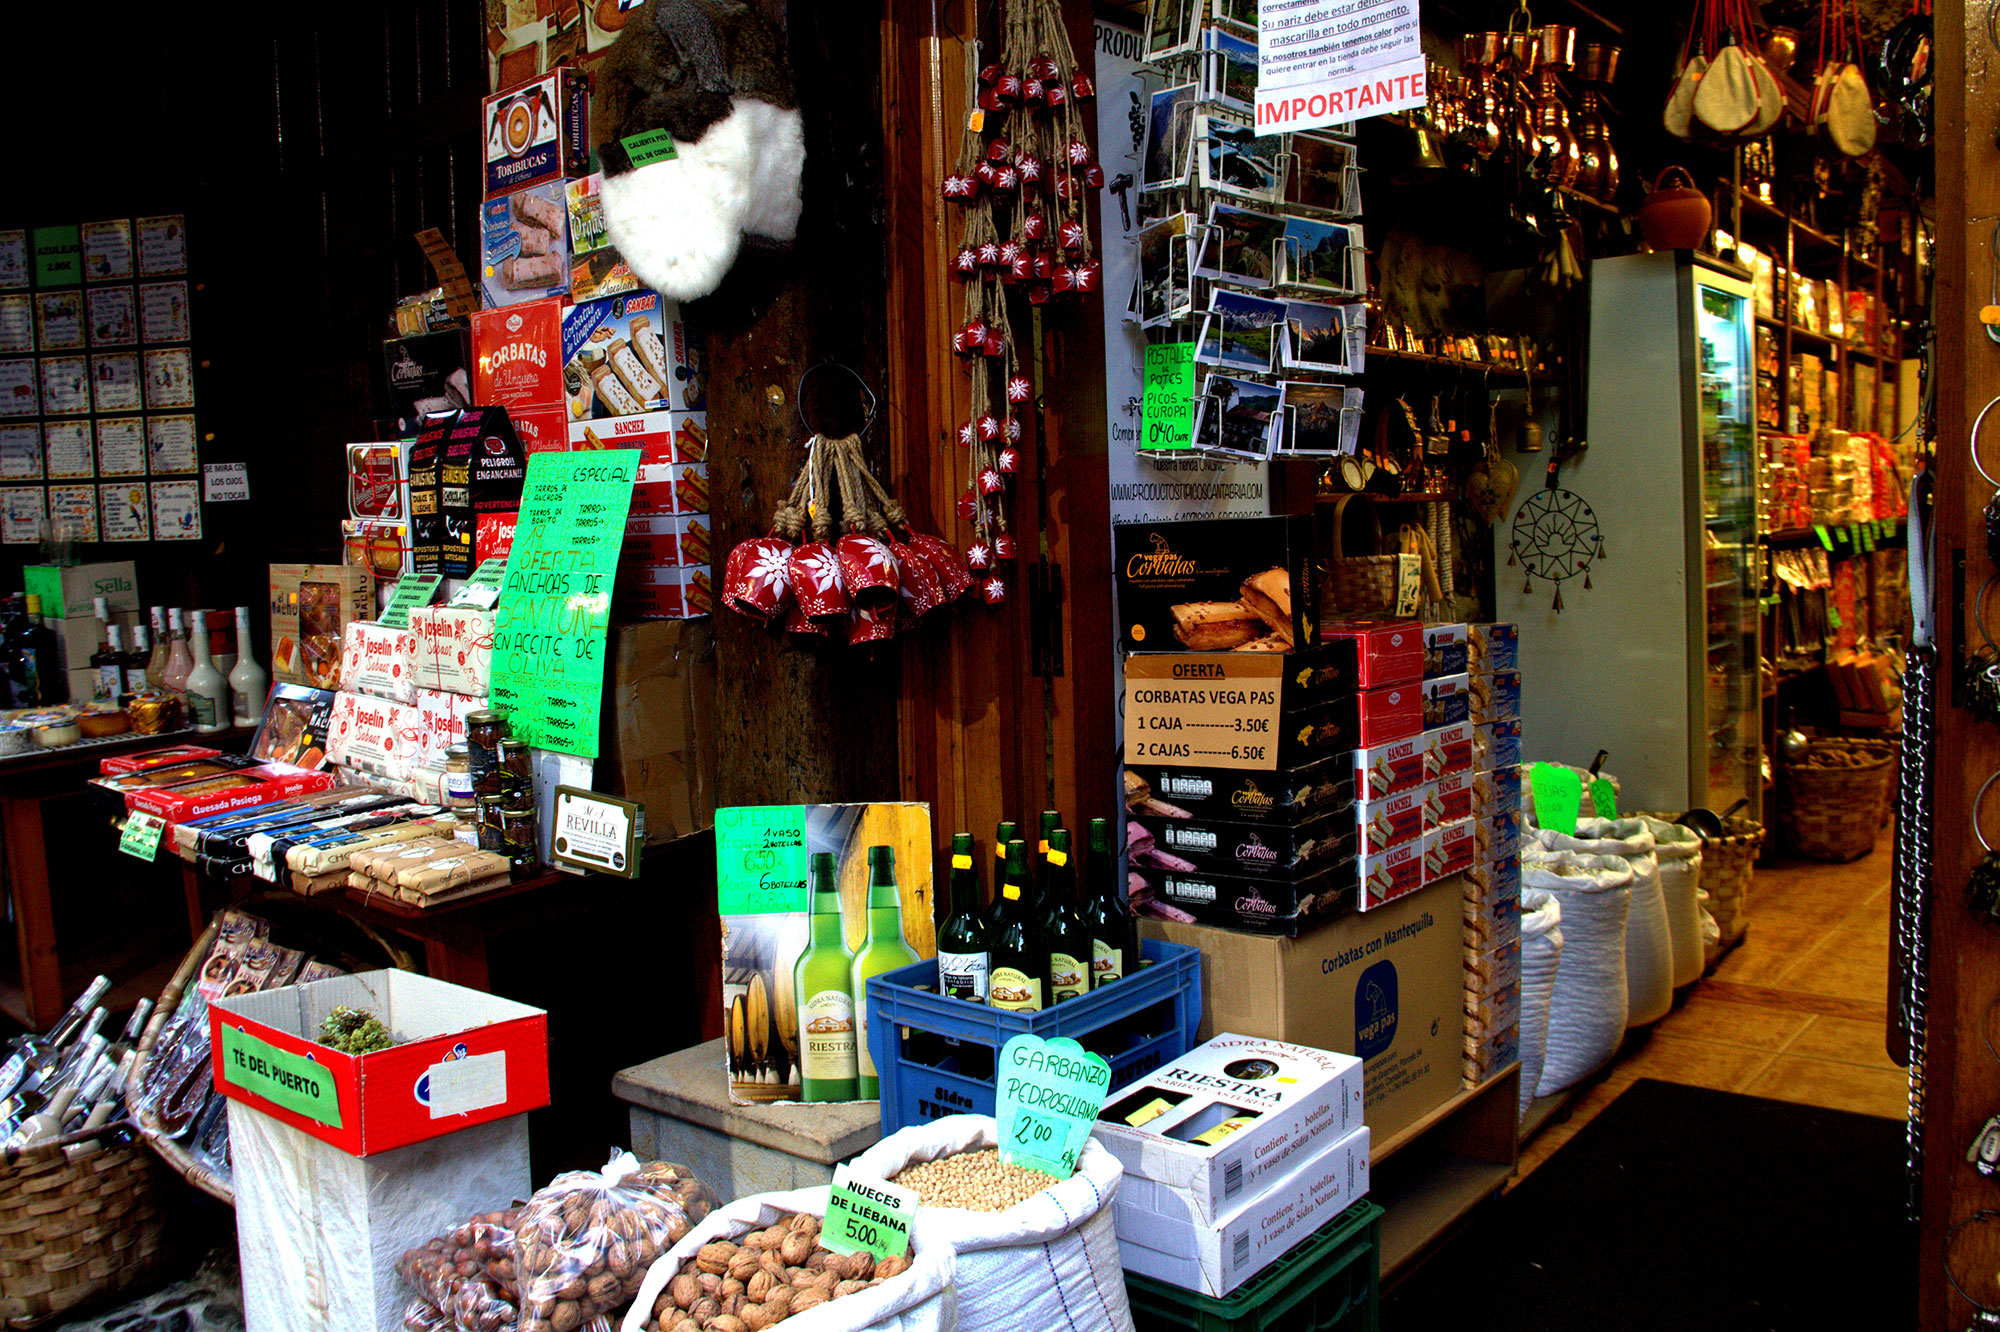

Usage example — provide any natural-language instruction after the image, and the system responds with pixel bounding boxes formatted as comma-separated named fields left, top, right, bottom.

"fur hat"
left=591, top=0, right=804, bottom=300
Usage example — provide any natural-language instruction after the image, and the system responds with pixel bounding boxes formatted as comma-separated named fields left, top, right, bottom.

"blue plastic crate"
left=864, top=939, right=1202, bottom=1133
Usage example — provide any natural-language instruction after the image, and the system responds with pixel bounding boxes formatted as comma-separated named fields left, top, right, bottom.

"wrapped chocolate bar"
left=339, top=621, right=418, bottom=705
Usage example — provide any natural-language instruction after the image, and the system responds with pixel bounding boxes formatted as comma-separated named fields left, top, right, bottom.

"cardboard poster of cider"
left=1090, top=1032, right=1363, bottom=1223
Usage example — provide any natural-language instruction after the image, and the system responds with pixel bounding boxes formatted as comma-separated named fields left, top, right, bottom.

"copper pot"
left=1503, top=31, right=1541, bottom=75
left=1761, top=26, right=1801, bottom=75
left=1637, top=166, right=1713, bottom=250
left=1537, top=25, right=1576, bottom=72
left=1466, top=31, right=1505, bottom=70
left=1577, top=42, right=1621, bottom=85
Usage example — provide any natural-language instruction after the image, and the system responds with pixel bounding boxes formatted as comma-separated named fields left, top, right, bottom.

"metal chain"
left=1896, top=641, right=1934, bottom=1218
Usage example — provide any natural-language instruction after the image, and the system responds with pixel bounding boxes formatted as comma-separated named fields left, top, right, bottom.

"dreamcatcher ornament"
left=942, top=0, right=1100, bottom=603
left=1506, top=464, right=1604, bottom=612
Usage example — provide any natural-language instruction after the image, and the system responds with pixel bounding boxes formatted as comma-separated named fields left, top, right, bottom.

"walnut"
left=739, top=1305, right=779, bottom=1331
left=831, top=1251, right=874, bottom=1281
left=668, top=1273, right=702, bottom=1310
left=874, top=1254, right=910, bottom=1280
left=727, top=1250, right=761, bottom=1282
left=834, top=1279, right=869, bottom=1298
left=710, top=1317, right=749, bottom=1332
left=791, top=1289, right=827, bottom=1313
left=778, top=1232, right=815, bottom=1267
left=746, top=1270, right=776, bottom=1303
left=764, top=1286, right=795, bottom=1318
left=696, top=1243, right=737, bottom=1275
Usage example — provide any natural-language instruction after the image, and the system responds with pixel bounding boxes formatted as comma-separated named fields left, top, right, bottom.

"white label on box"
left=203, top=461, right=249, bottom=502
left=427, top=1050, right=508, bottom=1118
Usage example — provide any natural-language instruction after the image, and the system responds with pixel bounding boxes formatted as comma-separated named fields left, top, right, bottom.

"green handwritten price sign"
left=1526, top=763, right=1583, bottom=836
left=715, top=805, right=809, bottom=915
left=823, top=1165, right=916, bottom=1260
left=1141, top=342, right=1196, bottom=452
left=489, top=450, right=639, bottom=757
left=218, top=1023, right=343, bottom=1128
left=996, top=1034, right=1112, bottom=1179
left=118, top=812, right=164, bottom=862
left=379, top=573, right=443, bottom=629
left=449, top=557, right=508, bottom=610
left=1589, top=777, right=1618, bottom=820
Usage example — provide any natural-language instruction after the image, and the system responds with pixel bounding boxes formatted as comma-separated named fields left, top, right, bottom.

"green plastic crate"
left=1125, top=1199, right=1383, bottom=1332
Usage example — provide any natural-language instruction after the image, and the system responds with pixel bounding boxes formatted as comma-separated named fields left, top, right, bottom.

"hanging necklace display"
left=1506, top=453, right=1603, bottom=611
left=944, top=2, right=1101, bottom=604
left=1894, top=468, right=1934, bottom=1218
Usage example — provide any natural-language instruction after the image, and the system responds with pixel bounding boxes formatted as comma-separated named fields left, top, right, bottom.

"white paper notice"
left=0, top=232, right=24, bottom=290
left=1257, top=0, right=1425, bottom=133
left=0, top=360, right=32, bottom=418
left=49, top=484, right=98, bottom=543
left=427, top=1051, right=508, bottom=1118
left=43, top=421, right=91, bottom=480
left=0, top=296, right=30, bottom=354
left=1, top=488, right=42, bottom=544
left=203, top=461, right=248, bottom=502
left=86, top=288, right=136, bottom=346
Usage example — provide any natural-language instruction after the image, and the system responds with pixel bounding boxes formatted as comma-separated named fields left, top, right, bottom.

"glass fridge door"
left=1695, top=274, right=1762, bottom=822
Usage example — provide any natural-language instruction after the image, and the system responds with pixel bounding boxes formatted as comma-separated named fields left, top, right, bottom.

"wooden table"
left=0, top=727, right=251, bottom=1028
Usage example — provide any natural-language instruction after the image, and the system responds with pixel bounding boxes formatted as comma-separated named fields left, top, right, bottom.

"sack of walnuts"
left=516, top=1153, right=721, bottom=1332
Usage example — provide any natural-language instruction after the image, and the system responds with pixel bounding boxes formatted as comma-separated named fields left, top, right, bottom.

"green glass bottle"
left=1036, top=809, right=1061, bottom=911
left=981, top=821, right=1019, bottom=937
left=851, top=845, right=919, bottom=1099
left=937, top=834, right=994, bottom=1079
left=794, top=852, right=857, bottom=1102
left=989, top=840, right=1046, bottom=1012
left=1043, top=829, right=1091, bottom=1003
left=1077, top=818, right=1137, bottom=989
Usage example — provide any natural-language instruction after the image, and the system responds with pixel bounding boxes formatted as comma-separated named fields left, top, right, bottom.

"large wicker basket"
left=1322, top=494, right=1402, bottom=616
left=0, top=1123, right=173, bottom=1327
left=127, top=920, right=232, bottom=1205
left=1782, top=746, right=1894, bottom=862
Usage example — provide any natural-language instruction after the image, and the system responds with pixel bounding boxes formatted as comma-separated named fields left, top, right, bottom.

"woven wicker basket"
left=1322, top=494, right=1401, bottom=616
left=1698, top=815, right=1764, bottom=947
left=1782, top=748, right=1894, bottom=862
left=0, top=1123, right=173, bottom=1327
left=128, top=921, right=232, bottom=1206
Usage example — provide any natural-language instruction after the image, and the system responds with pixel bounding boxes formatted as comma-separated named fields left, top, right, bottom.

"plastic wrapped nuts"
left=515, top=1154, right=721, bottom=1332
left=396, top=1209, right=523, bottom=1326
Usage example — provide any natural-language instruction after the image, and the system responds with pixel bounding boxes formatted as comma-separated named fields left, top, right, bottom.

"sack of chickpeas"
left=619, top=1186, right=957, bottom=1332
left=845, top=1115, right=1134, bottom=1332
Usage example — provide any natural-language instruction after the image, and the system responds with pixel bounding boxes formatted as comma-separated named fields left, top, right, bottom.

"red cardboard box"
left=1338, top=681, right=1422, bottom=748
left=472, top=300, right=564, bottom=409
left=1320, top=620, right=1424, bottom=687
left=211, top=969, right=550, bottom=1157
left=477, top=511, right=518, bottom=566
left=1425, top=722, right=1472, bottom=781
left=511, top=405, right=569, bottom=456
left=1352, top=734, right=1425, bottom=801
left=1359, top=838, right=1423, bottom=911
left=1425, top=771, right=1473, bottom=827
left=99, top=745, right=223, bottom=775
left=569, top=409, right=706, bottom=463
left=126, top=762, right=338, bottom=824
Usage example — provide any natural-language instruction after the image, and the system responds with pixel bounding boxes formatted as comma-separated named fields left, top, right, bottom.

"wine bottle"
left=1077, top=818, right=1137, bottom=989
left=935, top=834, right=993, bottom=1078
left=1036, top=809, right=1061, bottom=911
left=124, top=621, right=151, bottom=695
left=1042, top=828, right=1090, bottom=1004
left=20, top=595, right=61, bottom=704
left=793, top=852, right=858, bottom=1102
left=93, top=624, right=126, bottom=701
left=850, top=845, right=919, bottom=1099
left=989, top=840, right=1046, bottom=1012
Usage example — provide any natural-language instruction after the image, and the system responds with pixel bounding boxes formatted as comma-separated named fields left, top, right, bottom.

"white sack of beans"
left=619, top=1185, right=956, bottom=1332
left=846, top=1115, right=1134, bottom=1332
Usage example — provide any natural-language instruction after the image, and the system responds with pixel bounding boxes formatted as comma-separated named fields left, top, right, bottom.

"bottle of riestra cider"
left=1043, top=828, right=1091, bottom=1003
left=793, top=852, right=857, bottom=1102
left=1078, top=817, right=1137, bottom=989
left=989, top=840, right=1047, bottom=1012
left=851, top=845, right=918, bottom=1100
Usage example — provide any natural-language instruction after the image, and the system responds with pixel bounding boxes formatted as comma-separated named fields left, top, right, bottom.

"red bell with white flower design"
left=985, top=138, right=1012, bottom=163
left=977, top=414, right=1002, bottom=441
left=1017, top=154, right=1045, bottom=185
left=848, top=601, right=898, bottom=645
left=1005, top=374, right=1032, bottom=403
left=1051, top=264, right=1076, bottom=293
left=1065, top=139, right=1092, bottom=167
left=835, top=534, right=899, bottom=617
left=1031, top=56, right=1059, bottom=81
left=996, top=445, right=1021, bottom=474
left=1007, top=252, right=1034, bottom=283
left=1027, top=281, right=1053, bottom=305
left=1031, top=251, right=1054, bottom=279
left=909, top=534, right=975, bottom=600
left=1023, top=78, right=1046, bottom=103
left=979, top=62, right=1003, bottom=85
left=993, top=533, right=1017, bottom=560
left=1083, top=164, right=1105, bottom=188
left=993, top=166, right=1021, bottom=194
left=956, top=490, right=978, bottom=521
left=974, top=160, right=1000, bottom=187
left=978, top=467, right=1005, bottom=495
left=951, top=247, right=979, bottom=280
left=891, top=539, right=944, bottom=617
left=787, top=542, right=850, bottom=619
left=1070, top=72, right=1095, bottom=100
left=784, top=598, right=828, bottom=638
left=1074, top=260, right=1102, bottom=293
left=943, top=173, right=977, bottom=202
left=1058, top=219, right=1087, bottom=253
left=981, top=574, right=1008, bottom=605
left=965, top=540, right=993, bottom=571
left=722, top=535, right=795, bottom=622
left=995, top=73, right=1024, bottom=105
left=1043, top=80, right=1068, bottom=108
left=982, top=327, right=1006, bottom=357
left=1021, top=210, right=1048, bottom=241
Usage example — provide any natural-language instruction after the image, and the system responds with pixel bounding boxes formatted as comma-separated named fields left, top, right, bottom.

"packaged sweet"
left=340, top=621, right=419, bottom=705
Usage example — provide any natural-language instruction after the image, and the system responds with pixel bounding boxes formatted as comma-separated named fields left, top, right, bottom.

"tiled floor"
left=1517, top=825, right=1904, bottom=1181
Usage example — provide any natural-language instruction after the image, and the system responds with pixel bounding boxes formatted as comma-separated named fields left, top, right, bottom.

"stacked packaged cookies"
left=1459, top=622, right=1525, bottom=1086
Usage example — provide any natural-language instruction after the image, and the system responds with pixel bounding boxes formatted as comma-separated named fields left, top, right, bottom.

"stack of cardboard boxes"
left=1098, top=1034, right=1368, bottom=1298
left=1322, top=621, right=1428, bottom=912
left=22, top=561, right=140, bottom=701
left=1459, top=622, right=1524, bottom=1087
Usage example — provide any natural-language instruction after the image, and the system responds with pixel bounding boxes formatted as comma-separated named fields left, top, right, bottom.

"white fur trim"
left=598, top=99, right=805, bottom=302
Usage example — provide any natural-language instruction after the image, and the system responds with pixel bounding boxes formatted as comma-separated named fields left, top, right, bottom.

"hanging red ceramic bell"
left=1023, top=78, right=1046, bottom=104
left=955, top=490, right=978, bottom=521
left=1070, top=72, right=1095, bottom=100
left=982, top=327, right=1006, bottom=356
left=977, top=239, right=1003, bottom=268
left=949, top=326, right=973, bottom=357
left=908, top=534, right=974, bottom=601
left=975, top=160, right=1000, bottom=187
left=891, top=541, right=943, bottom=616
left=993, top=533, right=1017, bottom=560
left=1073, top=259, right=1102, bottom=293
left=1083, top=164, right=1105, bottom=188
left=978, top=467, right=1005, bottom=494
left=848, top=601, right=897, bottom=646
left=985, top=138, right=1013, bottom=163
left=1021, top=209, right=1048, bottom=241
left=1003, top=417, right=1023, bottom=443
left=786, top=543, right=850, bottom=619
left=956, top=420, right=977, bottom=447
left=979, top=62, right=1003, bottom=86
left=1017, top=154, right=1046, bottom=186
left=996, top=72, right=1024, bottom=105
left=1027, top=281, right=1053, bottom=305
left=1058, top=218, right=1086, bottom=252
left=1030, top=251, right=1054, bottom=279
left=1065, top=138, right=1092, bottom=167
left=722, top=536, right=796, bottom=622
left=951, top=247, right=979, bottom=280
left=1005, top=374, right=1032, bottom=403
left=981, top=574, right=1008, bottom=605
left=1051, top=264, right=1076, bottom=293
left=978, top=86, right=1001, bottom=112
left=966, top=539, right=993, bottom=571
left=977, top=414, right=1002, bottom=441
left=1031, top=56, right=1059, bottom=81
left=993, top=166, right=1021, bottom=194
left=997, top=445, right=1021, bottom=474
left=1007, top=252, right=1034, bottom=282
left=943, top=173, right=978, bottom=202
left=1044, top=79, right=1069, bottom=108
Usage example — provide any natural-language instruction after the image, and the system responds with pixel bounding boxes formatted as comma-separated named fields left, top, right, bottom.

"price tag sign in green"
left=620, top=129, right=680, bottom=168
left=996, top=1034, right=1112, bottom=1179
left=823, top=1165, right=916, bottom=1260
left=1814, top=524, right=1833, bottom=550
left=1141, top=342, right=1197, bottom=452
left=449, top=558, right=508, bottom=610
left=1589, top=777, right=1619, bottom=820
left=379, top=573, right=443, bottom=629
left=119, top=812, right=165, bottom=862
left=715, top=805, right=809, bottom=915
left=1527, top=763, right=1584, bottom=837
left=218, top=1023, right=344, bottom=1128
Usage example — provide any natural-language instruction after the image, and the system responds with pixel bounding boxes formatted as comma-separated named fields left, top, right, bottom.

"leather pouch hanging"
left=1694, top=42, right=1759, bottom=133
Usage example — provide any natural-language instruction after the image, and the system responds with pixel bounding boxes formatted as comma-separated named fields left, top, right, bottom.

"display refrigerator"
left=1496, top=250, right=1762, bottom=821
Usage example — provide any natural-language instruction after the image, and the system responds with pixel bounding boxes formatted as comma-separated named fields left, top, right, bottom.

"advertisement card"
left=91, top=352, right=142, bottom=414
left=49, top=484, right=98, bottom=542
left=147, top=413, right=198, bottom=473
left=96, top=416, right=146, bottom=477
left=151, top=479, right=202, bottom=540
left=87, top=287, right=136, bottom=346
left=136, top=216, right=188, bottom=277
left=41, top=355, right=89, bottom=415
left=714, top=802, right=935, bottom=1105
left=43, top=420, right=91, bottom=479
left=139, top=281, right=191, bottom=343
left=481, top=183, right=572, bottom=308
left=143, top=347, right=195, bottom=409
left=0, top=424, right=38, bottom=479
left=1, top=487, right=42, bottom=543
left=35, top=292, right=83, bottom=350
left=0, top=295, right=29, bottom=354
left=0, top=232, right=24, bottom=289
left=81, top=220, right=134, bottom=282
left=472, top=300, right=564, bottom=407
left=0, top=360, right=33, bottom=417
left=100, top=483, right=150, bottom=542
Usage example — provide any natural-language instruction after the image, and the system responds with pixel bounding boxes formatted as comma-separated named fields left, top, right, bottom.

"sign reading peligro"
left=1256, top=0, right=1425, bottom=135
left=1124, top=655, right=1288, bottom=771
left=489, top=449, right=639, bottom=758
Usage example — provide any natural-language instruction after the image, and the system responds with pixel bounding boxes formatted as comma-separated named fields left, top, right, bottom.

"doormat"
left=1383, top=1078, right=1913, bottom=1330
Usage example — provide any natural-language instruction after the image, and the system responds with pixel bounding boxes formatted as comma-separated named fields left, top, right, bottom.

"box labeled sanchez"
left=1114, top=515, right=1318, bottom=653
left=1091, top=1032, right=1363, bottom=1224
left=211, top=967, right=549, bottom=1156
